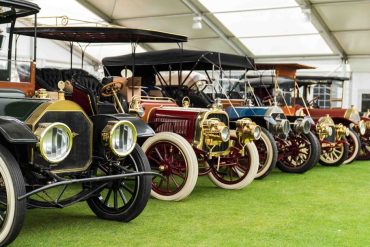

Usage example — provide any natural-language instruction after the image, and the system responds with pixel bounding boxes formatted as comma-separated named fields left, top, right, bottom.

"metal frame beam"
left=181, top=0, right=253, bottom=57
left=296, top=0, right=347, bottom=60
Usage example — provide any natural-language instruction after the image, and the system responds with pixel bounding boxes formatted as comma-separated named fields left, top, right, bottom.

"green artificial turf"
left=11, top=161, right=370, bottom=247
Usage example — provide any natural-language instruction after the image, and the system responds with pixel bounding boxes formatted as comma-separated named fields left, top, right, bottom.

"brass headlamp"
left=236, top=118, right=261, bottom=143
left=335, top=124, right=349, bottom=140
left=202, top=118, right=230, bottom=147
left=355, top=120, right=366, bottom=135
left=316, top=122, right=333, bottom=141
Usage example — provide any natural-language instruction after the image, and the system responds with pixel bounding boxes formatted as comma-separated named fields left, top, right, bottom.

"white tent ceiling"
left=27, top=0, right=370, bottom=72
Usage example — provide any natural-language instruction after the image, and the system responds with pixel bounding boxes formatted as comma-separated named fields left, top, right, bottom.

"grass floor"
left=11, top=161, right=370, bottom=247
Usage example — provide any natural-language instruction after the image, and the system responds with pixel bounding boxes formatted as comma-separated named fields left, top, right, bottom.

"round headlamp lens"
left=220, top=126, right=230, bottom=142
left=359, top=120, right=366, bottom=135
left=39, top=123, right=72, bottom=163
left=110, top=121, right=137, bottom=157
left=327, top=126, right=333, bottom=136
left=253, top=126, right=261, bottom=140
left=302, top=119, right=311, bottom=134
left=282, top=120, right=290, bottom=136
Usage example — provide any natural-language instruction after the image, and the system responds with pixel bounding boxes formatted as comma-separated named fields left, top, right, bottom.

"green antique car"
left=0, top=1, right=171, bottom=245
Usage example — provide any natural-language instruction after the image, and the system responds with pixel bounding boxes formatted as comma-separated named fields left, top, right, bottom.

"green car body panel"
left=0, top=97, right=46, bottom=121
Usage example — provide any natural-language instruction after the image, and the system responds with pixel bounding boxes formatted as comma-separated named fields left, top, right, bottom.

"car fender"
left=0, top=116, right=37, bottom=143
left=92, top=114, right=155, bottom=138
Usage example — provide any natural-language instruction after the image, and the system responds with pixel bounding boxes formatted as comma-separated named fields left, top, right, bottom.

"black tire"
left=277, top=131, right=319, bottom=173
left=87, top=144, right=151, bottom=222
left=255, top=127, right=278, bottom=179
left=0, top=144, right=26, bottom=246
left=310, top=132, right=321, bottom=167
left=344, top=129, right=360, bottom=164
left=319, top=137, right=349, bottom=166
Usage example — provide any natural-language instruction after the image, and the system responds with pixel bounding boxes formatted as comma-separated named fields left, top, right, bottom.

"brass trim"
left=26, top=100, right=93, bottom=174
left=101, top=120, right=138, bottom=157
left=194, top=108, right=231, bottom=157
left=344, top=106, right=361, bottom=123
left=139, top=96, right=176, bottom=102
left=34, top=122, right=73, bottom=163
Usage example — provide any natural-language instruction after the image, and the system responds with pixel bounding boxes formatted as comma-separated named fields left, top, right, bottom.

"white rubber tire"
left=343, top=129, right=360, bottom=164
left=0, top=145, right=26, bottom=246
left=255, top=129, right=277, bottom=178
left=142, top=132, right=198, bottom=201
left=208, top=142, right=259, bottom=190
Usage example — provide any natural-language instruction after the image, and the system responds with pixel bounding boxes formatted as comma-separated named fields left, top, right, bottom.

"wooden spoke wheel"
left=142, top=132, right=198, bottom=201
left=207, top=137, right=259, bottom=190
left=319, top=138, right=349, bottom=166
left=277, top=132, right=319, bottom=173
left=357, top=134, right=370, bottom=160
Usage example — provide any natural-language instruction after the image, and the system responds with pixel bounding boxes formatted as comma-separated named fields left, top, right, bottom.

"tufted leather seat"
left=71, top=73, right=102, bottom=96
left=36, top=68, right=92, bottom=91
left=35, top=68, right=63, bottom=90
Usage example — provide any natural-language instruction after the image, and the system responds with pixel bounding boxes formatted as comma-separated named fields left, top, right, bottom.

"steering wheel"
left=307, top=96, right=319, bottom=107
left=100, top=81, right=124, bottom=97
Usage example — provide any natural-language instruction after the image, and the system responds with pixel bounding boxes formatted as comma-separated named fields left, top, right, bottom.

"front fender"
left=0, top=116, right=37, bottom=143
left=92, top=114, right=155, bottom=138
left=331, top=117, right=355, bottom=127
left=286, top=116, right=315, bottom=125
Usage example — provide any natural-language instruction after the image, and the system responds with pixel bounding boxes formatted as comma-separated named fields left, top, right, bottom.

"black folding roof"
left=245, top=75, right=350, bottom=89
left=12, top=26, right=187, bottom=43
left=0, top=0, right=40, bottom=23
left=103, top=49, right=255, bottom=75
left=296, top=75, right=350, bottom=82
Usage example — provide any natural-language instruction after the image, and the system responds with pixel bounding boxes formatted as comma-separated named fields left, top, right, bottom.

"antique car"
left=13, top=27, right=260, bottom=202
left=0, top=1, right=186, bottom=245
left=102, top=49, right=321, bottom=177
left=246, top=64, right=361, bottom=166
left=295, top=74, right=370, bottom=161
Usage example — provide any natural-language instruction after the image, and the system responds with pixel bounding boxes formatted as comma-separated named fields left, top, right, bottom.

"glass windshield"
left=0, top=23, right=33, bottom=83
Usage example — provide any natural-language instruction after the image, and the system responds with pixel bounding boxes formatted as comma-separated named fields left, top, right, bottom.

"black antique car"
left=102, top=49, right=321, bottom=177
left=12, top=26, right=260, bottom=202
left=0, top=1, right=187, bottom=245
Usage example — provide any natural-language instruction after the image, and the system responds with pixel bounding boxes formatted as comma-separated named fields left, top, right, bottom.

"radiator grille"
left=151, top=117, right=195, bottom=138
left=33, top=111, right=92, bottom=173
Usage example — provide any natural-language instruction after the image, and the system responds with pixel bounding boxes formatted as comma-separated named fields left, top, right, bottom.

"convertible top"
left=296, top=75, right=350, bottom=83
left=244, top=75, right=349, bottom=89
left=12, top=26, right=187, bottom=43
left=103, top=49, right=255, bottom=76
left=0, top=0, right=40, bottom=23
